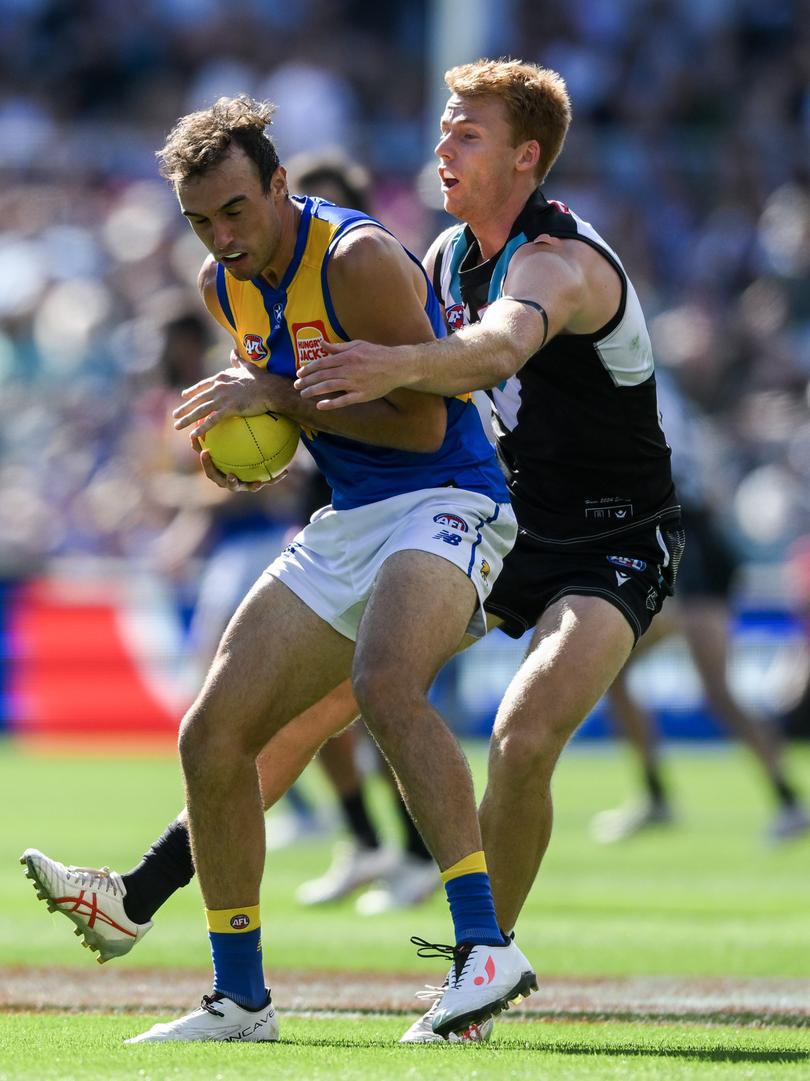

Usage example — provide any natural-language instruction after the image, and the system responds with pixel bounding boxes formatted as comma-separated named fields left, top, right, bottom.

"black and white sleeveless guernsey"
left=432, top=189, right=680, bottom=545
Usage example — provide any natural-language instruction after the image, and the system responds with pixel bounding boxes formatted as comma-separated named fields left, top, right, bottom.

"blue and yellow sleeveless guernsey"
left=207, top=196, right=508, bottom=509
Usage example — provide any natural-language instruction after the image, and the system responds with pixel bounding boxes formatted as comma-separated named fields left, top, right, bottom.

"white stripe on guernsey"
left=490, top=374, right=522, bottom=432
left=439, top=227, right=463, bottom=312
left=570, top=211, right=655, bottom=388
left=594, top=279, right=655, bottom=387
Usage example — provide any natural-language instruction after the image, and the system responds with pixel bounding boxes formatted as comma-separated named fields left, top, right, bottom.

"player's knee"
left=490, top=716, right=565, bottom=778
left=352, top=660, right=418, bottom=731
left=178, top=708, right=208, bottom=776
left=178, top=705, right=234, bottom=779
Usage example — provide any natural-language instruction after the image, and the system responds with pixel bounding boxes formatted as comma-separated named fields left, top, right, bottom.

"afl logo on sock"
left=230, top=913, right=251, bottom=930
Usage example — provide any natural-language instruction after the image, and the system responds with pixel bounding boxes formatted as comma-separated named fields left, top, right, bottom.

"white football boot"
left=20, top=848, right=152, bottom=962
left=124, top=992, right=279, bottom=1044
left=766, top=803, right=810, bottom=844
left=411, top=936, right=537, bottom=1039
left=296, top=841, right=399, bottom=905
left=590, top=800, right=674, bottom=843
left=400, top=981, right=494, bottom=1043
left=355, top=854, right=440, bottom=915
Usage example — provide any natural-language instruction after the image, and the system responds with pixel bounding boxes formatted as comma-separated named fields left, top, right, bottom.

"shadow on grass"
left=282, top=1037, right=808, bottom=1064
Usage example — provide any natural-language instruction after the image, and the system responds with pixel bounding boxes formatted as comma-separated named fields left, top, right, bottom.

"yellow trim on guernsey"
left=440, top=850, right=488, bottom=884
left=206, top=905, right=261, bottom=934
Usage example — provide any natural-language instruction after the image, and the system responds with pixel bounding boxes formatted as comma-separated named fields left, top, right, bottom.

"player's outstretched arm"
left=294, top=240, right=584, bottom=408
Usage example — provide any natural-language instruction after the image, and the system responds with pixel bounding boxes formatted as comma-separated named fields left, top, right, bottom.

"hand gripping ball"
left=199, top=412, right=300, bottom=483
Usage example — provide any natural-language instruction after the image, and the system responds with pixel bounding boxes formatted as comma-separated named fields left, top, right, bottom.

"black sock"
left=773, top=776, right=798, bottom=808
left=339, top=790, right=380, bottom=849
left=395, top=793, right=432, bottom=861
left=643, top=765, right=667, bottom=807
left=121, top=819, right=195, bottom=925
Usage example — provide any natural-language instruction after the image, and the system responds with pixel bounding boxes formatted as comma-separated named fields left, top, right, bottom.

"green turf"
left=0, top=1014, right=807, bottom=1081
left=2, top=739, right=809, bottom=977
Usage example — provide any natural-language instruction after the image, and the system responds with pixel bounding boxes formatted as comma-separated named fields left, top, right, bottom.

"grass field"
left=2, top=738, right=809, bottom=1079
left=1, top=1015, right=808, bottom=1080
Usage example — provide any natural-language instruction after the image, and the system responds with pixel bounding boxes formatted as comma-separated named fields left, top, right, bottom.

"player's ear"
left=515, top=141, right=540, bottom=175
left=271, top=165, right=288, bottom=199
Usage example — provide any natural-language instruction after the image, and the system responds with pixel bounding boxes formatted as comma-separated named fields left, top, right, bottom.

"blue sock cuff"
left=444, top=871, right=503, bottom=947
left=209, top=927, right=266, bottom=1010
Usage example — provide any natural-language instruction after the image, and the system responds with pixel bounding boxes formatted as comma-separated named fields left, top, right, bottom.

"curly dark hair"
left=157, top=96, right=281, bottom=191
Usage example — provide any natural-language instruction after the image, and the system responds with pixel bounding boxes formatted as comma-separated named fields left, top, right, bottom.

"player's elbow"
left=407, top=409, right=446, bottom=453
left=406, top=410, right=445, bottom=449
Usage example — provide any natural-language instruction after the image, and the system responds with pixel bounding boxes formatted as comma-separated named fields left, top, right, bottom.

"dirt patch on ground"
left=1, top=967, right=807, bottom=1026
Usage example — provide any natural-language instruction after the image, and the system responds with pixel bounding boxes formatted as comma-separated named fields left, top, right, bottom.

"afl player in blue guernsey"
left=110, top=96, right=534, bottom=1044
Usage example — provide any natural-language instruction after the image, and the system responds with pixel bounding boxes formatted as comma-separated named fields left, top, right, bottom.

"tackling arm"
left=294, top=238, right=586, bottom=407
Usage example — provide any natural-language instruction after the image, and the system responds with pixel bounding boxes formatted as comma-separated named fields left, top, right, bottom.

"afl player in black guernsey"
left=296, top=58, right=684, bottom=970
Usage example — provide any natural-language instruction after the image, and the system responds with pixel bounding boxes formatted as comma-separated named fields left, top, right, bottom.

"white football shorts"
left=265, top=487, right=517, bottom=641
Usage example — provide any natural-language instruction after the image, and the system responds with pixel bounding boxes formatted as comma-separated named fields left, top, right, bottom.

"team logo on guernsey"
left=230, top=913, right=251, bottom=930
left=607, top=555, right=646, bottom=573
left=445, top=304, right=466, bottom=331
left=480, top=558, right=491, bottom=581
left=243, top=333, right=268, bottom=361
left=292, top=320, right=329, bottom=367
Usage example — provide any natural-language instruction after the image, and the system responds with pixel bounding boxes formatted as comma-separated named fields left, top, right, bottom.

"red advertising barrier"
left=8, top=576, right=190, bottom=744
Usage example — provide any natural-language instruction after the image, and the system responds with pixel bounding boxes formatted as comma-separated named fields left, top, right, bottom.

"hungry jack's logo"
left=292, top=320, right=330, bottom=368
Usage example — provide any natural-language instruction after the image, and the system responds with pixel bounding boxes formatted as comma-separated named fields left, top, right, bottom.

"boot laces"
left=410, top=936, right=474, bottom=986
left=414, top=983, right=448, bottom=1002
left=65, top=865, right=121, bottom=895
left=200, top=994, right=225, bottom=1018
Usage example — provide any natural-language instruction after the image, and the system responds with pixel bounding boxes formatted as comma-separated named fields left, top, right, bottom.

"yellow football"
left=199, top=412, right=300, bottom=482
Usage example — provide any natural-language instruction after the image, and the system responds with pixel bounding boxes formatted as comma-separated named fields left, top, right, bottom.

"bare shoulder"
left=510, top=234, right=585, bottom=276
left=329, top=224, right=416, bottom=283
left=327, top=225, right=433, bottom=345
left=197, top=254, right=219, bottom=299
left=503, top=237, right=587, bottom=303
left=505, top=235, right=620, bottom=335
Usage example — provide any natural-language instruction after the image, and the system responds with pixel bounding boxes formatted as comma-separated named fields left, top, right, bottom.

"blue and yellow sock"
left=206, top=905, right=266, bottom=1010
left=441, top=852, right=506, bottom=947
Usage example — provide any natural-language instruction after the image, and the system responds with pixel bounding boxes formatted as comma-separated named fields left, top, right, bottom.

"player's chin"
left=218, top=255, right=252, bottom=278
left=441, top=186, right=464, bottom=218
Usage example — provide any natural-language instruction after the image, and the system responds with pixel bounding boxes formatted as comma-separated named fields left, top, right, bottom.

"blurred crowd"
left=1, top=0, right=809, bottom=623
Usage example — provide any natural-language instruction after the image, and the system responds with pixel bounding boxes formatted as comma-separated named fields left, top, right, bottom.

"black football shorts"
left=485, top=515, right=686, bottom=644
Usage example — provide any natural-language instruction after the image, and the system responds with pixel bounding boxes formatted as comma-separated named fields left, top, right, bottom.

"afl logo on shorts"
left=243, top=334, right=268, bottom=361
left=433, top=512, right=469, bottom=533
left=445, top=304, right=466, bottom=332
left=230, top=913, right=251, bottom=930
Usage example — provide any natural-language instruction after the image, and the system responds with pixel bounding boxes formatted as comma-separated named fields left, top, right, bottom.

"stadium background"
left=0, top=0, right=809, bottom=746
